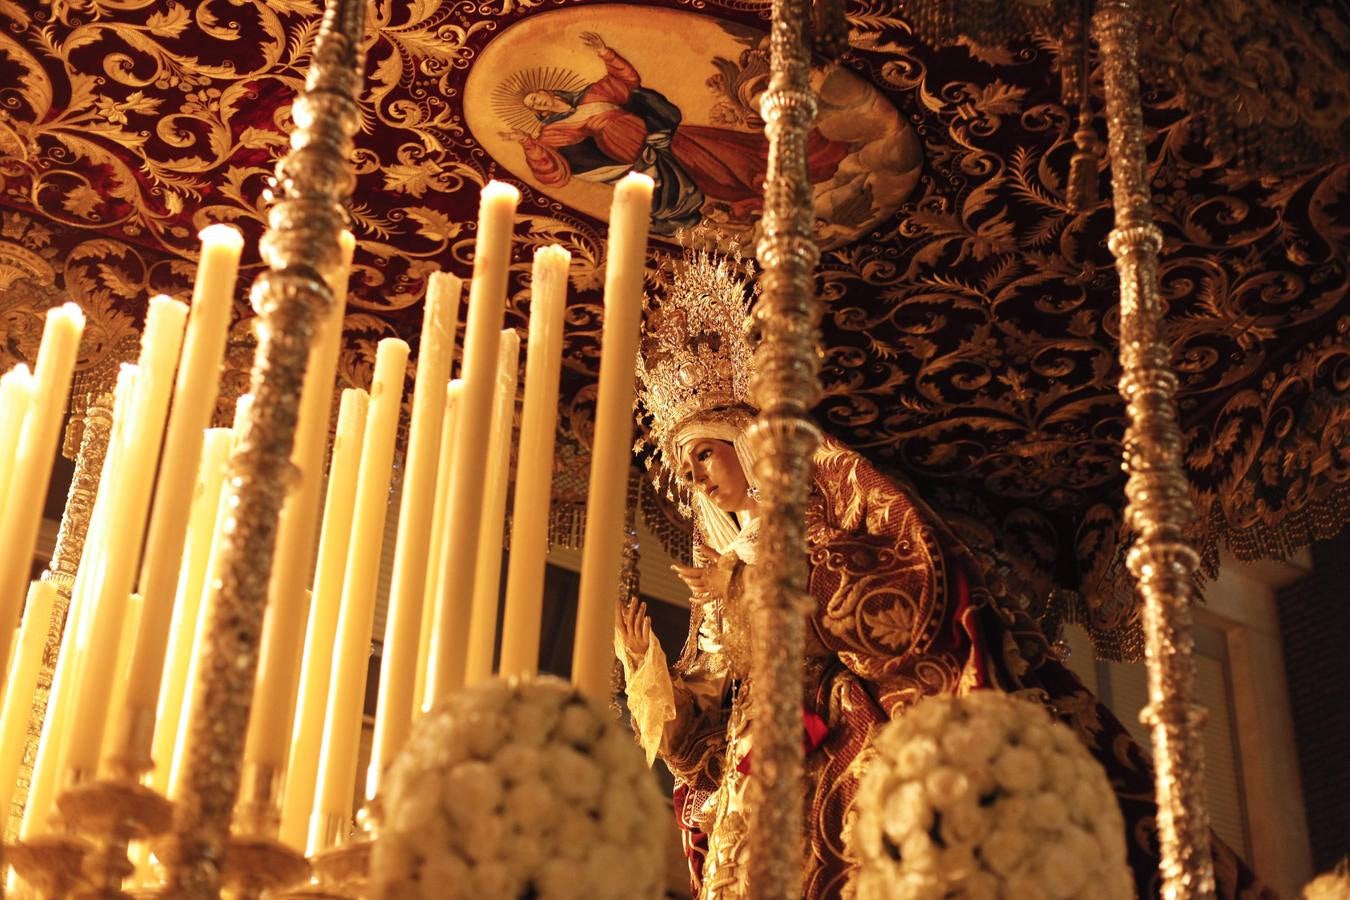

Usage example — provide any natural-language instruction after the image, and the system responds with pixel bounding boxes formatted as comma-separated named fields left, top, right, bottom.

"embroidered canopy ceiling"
left=0, top=0, right=1345, bottom=649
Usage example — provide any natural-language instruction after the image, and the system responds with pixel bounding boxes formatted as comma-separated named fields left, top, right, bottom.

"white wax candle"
left=278, top=386, right=369, bottom=851
left=498, top=245, right=570, bottom=678
left=243, top=230, right=356, bottom=782
left=100, top=592, right=144, bottom=762
left=463, top=329, right=521, bottom=685
left=573, top=173, right=653, bottom=701
left=146, top=427, right=233, bottom=794
left=367, top=272, right=461, bottom=801
left=309, top=337, right=409, bottom=853
left=413, top=379, right=463, bottom=718
left=64, top=295, right=187, bottom=779
left=21, top=363, right=137, bottom=838
left=427, top=180, right=519, bottom=702
left=117, top=226, right=244, bottom=771
left=168, top=418, right=245, bottom=801
left=0, top=364, right=35, bottom=516
left=0, top=581, right=58, bottom=819
left=0, top=303, right=85, bottom=688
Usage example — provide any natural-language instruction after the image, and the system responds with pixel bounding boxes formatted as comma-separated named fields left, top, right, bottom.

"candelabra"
left=3, top=393, right=112, bottom=897
left=6, top=768, right=172, bottom=900
left=55, top=777, right=174, bottom=899
left=218, top=835, right=311, bottom=900
left=5, top=833, right=91, bottom=898
left=305, top=821, right=373, bottom=900
left=215, top=770, right=310, bottom=899
left=2, top=396, right=109, bottom=885
left=159, top=0, right=366, bottom=894
left=270, top=804, right=377, bottom=900
left=5, top=3, right=370, bottom=896
left=890, top=1, right=1218, bottom=894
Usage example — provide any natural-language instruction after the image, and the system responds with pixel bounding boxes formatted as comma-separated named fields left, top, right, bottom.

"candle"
left=146, top=428, right=233, bottom=794
left=22, top=363, right=138, bottom=838
left=309, top=337, right=409, bottom=853
left=413, top=379, right=463, bottom=717
left=0, top=581, right=58, bottom=819
left=463, top=330, right=521, bottom=685
left=498, top=246, right=570, bottom=677
left=367, top=272, right=461, bottom=801
left=115, top=226, right=243, bottom=771
left=427, top=180, right=519, bottom=701
left=573, top=173, right=653, bottom=701
left=242, top=230, right=356, bottom=787
left=101, top=592, right=144, bottom=762
left=278, top=386, right=369, bottom=851
left=64, top=295, right=187, bottom=779
left=0, top=364, right=35, bottom=515
left=0, top=303, right=85, bottom=688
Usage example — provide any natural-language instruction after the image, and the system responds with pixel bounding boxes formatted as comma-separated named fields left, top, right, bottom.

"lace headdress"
left=635, top=228, right=758, bottom=514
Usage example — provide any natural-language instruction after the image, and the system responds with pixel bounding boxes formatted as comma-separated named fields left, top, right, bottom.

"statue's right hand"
left=616, top=597, right=652, bottom=661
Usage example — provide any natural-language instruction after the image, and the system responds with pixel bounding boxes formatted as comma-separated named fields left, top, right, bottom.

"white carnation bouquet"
left=371, top=675, right=668, bottom=900
left=1301, top=860, right=1350, bottom=900
left=847, top=691, right=1133, bottom=900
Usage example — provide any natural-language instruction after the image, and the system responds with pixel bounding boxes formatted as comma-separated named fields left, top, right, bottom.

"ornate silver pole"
left=745, top=0, right=821, bottom=895
left=164, top=1, right=366, bottom=895
left=1094, top=2, right=1216, bottom=897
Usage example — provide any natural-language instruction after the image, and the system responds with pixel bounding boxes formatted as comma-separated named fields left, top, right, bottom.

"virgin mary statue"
left=615, top=237, right=1274, bottom=899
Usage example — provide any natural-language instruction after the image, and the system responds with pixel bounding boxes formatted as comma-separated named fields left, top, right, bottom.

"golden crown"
left=636, top=228, right=757, bottom=499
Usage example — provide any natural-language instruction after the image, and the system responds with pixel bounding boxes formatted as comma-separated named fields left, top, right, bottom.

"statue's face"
left=523, top=91, right=570, bottom=114
left=682, top=438, right=751, bottom=513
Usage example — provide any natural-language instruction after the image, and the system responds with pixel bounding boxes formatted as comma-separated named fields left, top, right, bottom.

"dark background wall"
left=1277, top=532, right=1350, bottom=873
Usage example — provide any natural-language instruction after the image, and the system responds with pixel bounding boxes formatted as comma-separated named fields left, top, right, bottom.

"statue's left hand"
left=672, top=563, right=731, bottom=605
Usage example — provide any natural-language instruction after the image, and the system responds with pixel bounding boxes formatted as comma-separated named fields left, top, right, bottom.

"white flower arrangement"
left=846, top=691, right=1133, bottom=900
left=370, top=675, right=668, bottom=900
left=1301, top=860, right=1350, bottom=900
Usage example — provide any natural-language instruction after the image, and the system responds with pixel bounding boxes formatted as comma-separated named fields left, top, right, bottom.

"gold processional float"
left=0, top=0, right=1222, bottom=897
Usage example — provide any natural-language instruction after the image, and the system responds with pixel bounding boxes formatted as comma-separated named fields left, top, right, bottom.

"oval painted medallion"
left=465, top=5, right=921, bottom=248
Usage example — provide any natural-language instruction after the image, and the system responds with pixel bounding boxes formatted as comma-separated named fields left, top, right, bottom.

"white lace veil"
left=673, top=416, right=760, bottom=558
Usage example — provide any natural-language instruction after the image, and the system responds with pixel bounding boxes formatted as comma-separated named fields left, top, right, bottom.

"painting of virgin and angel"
left=465, top=6, right=921, bottom=247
